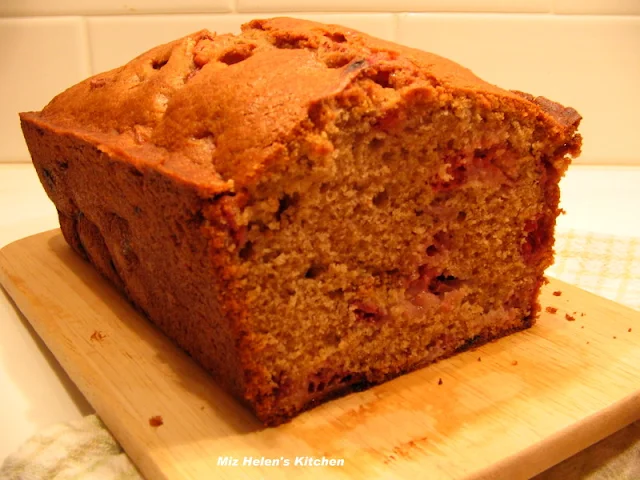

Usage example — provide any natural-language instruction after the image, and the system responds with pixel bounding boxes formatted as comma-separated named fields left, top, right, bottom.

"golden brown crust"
left=24, top=17, right=579, bottom=190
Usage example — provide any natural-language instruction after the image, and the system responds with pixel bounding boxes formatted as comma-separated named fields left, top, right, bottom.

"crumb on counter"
left=565, top=314, right=575, bottom=321
left=613, top=336, right=617, bottom=339
left=581, top=313, right=586, bottom=317
left=552, top=291, right=562, bottom=296
left=546, top=306, right=558, bottom=314
left=629, top=328, right=633, bottom=333
left=149, top=415, right=164, bottom=427
left=90, top=330, right=106, bottom=342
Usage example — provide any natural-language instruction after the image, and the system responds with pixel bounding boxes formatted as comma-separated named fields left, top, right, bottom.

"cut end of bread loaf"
left=20, top=17, right=581, bottom=426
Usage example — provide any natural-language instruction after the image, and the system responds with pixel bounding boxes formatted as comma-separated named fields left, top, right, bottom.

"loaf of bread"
left=20, top=17, right=581, bottom=425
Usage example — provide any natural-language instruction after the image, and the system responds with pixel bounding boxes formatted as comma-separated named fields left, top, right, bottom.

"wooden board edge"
left=0, top=230, right=168, bottom=480
left=470, top=390, right=640, bottom=480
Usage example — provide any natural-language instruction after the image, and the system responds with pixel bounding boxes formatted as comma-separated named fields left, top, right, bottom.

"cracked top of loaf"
left=20, top=17, right=581, bottom=193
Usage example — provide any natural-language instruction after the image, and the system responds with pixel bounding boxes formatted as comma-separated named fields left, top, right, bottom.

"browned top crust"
left=20, top=17, right=581, bottom=194
left=511, top=91, right=581, bottom=128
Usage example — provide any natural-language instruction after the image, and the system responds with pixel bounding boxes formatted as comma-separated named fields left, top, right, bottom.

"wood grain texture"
left=1, top=229, right=639, bottom=480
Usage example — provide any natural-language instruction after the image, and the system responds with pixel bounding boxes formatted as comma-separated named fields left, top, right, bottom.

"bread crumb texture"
left=148, top=416, right=163, bottom=427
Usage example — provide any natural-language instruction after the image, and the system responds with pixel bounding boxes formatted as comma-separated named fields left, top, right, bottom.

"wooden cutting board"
left=1, top=230, right=639, bottom=480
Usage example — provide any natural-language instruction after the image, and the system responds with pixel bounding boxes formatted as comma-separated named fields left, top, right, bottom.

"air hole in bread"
left=307, top=371, right=349, bottom=395
left=152, top=58, right=168, bottom=70
left=474, top=148, right=488, bottom=159
left=352, top=300, right=385, bottom=322
left=426, top=244, right=438, bottom=256
left=194, top=130, right=214, bottom=140
left=248, top=20, right=267, bottom=31
left=340, top=374, right=353, bottom=384
left=219, top=45, right=255, bottom=65
left=372, top=190, right=389, bottom=207
left=372, top=70, right=393, bottom=89
left=239, top=241, right=253, bottom=260
left=429, top=275, right=461, bottom=296
left=324, top=32, right=347, bottom=43
left=108, top=258, right=119, bottom=276
left=276, top=193, right=299, bottom=220
left=369, top=137, right=384, bottom=150
left=304, top=264, right=327, bottom=279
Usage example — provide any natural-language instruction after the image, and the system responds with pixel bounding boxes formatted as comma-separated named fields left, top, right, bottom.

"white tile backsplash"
left=554, top=0, right=640, bottom=15
left=0, top=0, right=232, bottom=17
left=0, top=17, right=90, bottom=163
left=237, top=0, right=550, bottom=13
left=88, top=13, right=395, bottom=73
left=398, top=14, right=640, bottom=165
left=2, top=2, right=639, bottom=165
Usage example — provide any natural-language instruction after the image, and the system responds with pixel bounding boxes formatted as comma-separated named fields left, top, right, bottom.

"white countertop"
left=1, top=162, right=639, bottom=464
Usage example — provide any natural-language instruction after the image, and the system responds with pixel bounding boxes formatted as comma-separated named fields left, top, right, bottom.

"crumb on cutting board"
left=565, top=313, right=575, bottom=321
left=478, top=357, right=482, bottom=362
left=511, top=360, right=518, bottom=366
left=149, top=415, right=164, bottom=427
left=90, top=330, right=106, bottom=342
left=552, top=291, right=562, bottom=296
left=629, top=328, right=633, bottom=333
left=546, top=306, right=558, bottom=314
left=438, top=378, right=443, bottom=385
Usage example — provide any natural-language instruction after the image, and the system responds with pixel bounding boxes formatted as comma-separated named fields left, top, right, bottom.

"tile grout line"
left=391, top=12, right=399, bottom=42
left=80, top=16, right=93, bottom=76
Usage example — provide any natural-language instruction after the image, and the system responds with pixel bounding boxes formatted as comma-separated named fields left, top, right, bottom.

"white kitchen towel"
left=548, top=229, right=640, bottom=311
left=0, top=415, right=140, bottom=479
